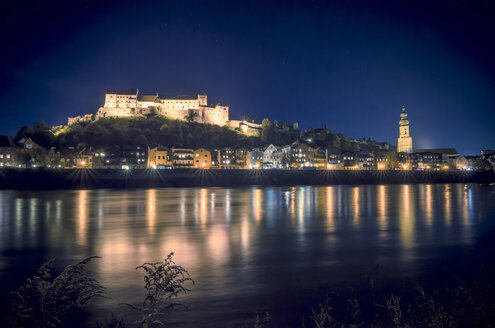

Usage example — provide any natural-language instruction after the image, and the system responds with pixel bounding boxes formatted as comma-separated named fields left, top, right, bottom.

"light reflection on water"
left=0, top=184, right=494, bottom=326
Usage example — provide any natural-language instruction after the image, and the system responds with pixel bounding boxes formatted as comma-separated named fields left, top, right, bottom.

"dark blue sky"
left=1, top=0, right=494, bottom=154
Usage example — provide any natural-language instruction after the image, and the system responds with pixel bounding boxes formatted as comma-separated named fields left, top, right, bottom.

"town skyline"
left=1, top=0, right=495, bottom=154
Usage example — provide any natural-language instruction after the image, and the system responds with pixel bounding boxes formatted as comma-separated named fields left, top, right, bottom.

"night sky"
left=1, top=0, right=494, bottom=154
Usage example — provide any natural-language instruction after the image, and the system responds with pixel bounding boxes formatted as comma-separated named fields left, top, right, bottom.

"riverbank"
left=0, top=168, right=494, bottom=189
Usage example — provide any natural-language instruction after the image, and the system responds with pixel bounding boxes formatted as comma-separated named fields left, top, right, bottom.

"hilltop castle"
left=68, top=89, right=229, bottom=126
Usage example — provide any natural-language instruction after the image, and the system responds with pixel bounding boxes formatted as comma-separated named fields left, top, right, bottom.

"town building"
left=481, top=150, right=495, bottom=167
left=263, top=144, right=289, bottom=168
left=235, top=149, right=250, bottom=169
left=414, top=148, right=460, bottom=170
left=290, top=142, right=314, bottom=168
left=171, top=148, right=194, bottom=168
left=356, top=151, right=375, bottom=170
left=76, top=154, right=93, bottom=168
left=0, top=136, right=17, bottom=167
left=326, top=147, right=343, bottom=169
left=342, top=152, right=358, bottom=170
left=313, top=147, right=328, bottom=169
left=18, top=137, right=40, bottom=151
left=218, top=148, right=237, bottom=169
left=410, top=151, right=443, bottom=170
left=193, top=148, right=212, bottom=169
left=249, top=148, right=264, bottom=169
left=119, top=146, right=147, bottom=169
left=397, top=106, right=413, bottom=153
left=148, top=147, right=172, bottom=169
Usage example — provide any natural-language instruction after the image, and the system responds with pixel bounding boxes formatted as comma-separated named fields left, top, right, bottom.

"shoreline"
left=0, top=168, right=494, bottom=190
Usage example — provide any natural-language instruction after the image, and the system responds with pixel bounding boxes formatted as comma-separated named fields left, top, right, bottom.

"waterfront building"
left=148, top=147, right=172, bottom=169
left=58, top=148, right=78, bottom=168
left=235, top=149, right=250, bottom=169
left=410, top=152, right=443, bottom=170
left=120, top=146, right=147, bottom=169
left=481, top=150, right=495, bottom=167
left=0, top=136, right=17, bottom=167
left=414, top=148, right=459, bottom=170
left=219, top=148, right=237, bottom=169
left=210, top=149, right=220, bottom=168
left=397, top=106, right=413, bottom=153
left=76, top=154, right=93, bottom=168
left=290, top=141, right=314, bottom=168
left=193, top=148, right=212, bottom=169
left=91, top=147, right=119, bottom=169
left=172, top=148, right=194, bottom=168
left=263, top=144, right=289, bottom=168
left=313, top=147, right=328, bottom=169
left=248, top=148, right=264, bottom=169
left=356, top=151, right=375, bottom=170
left=374, top=152, right=389, bottom=170
left=342, top=152, right=358, bottom=170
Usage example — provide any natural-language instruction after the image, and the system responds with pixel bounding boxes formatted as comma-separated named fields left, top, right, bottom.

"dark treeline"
left=14, top=117, right=390, bottom=152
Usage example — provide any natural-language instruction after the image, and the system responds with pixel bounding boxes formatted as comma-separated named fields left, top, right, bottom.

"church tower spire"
left=397, top=105, right=413, bottom=153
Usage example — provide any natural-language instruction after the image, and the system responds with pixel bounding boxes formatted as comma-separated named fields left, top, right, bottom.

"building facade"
left=172, top=148, right=194, bottom=168
left=193, top=148, right=212, bottom=169
left=148, top=147, right=172, bottom=168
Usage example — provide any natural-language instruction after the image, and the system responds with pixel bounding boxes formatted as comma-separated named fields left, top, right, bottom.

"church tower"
left=397, top=105, right=413, bottom=153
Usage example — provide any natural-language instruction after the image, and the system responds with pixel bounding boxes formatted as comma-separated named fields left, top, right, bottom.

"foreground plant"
left=9, top=256, right=104, bottom=328
left=122, top=252, right=194, bottom=327
left=309, top=275, right=495, bottom=328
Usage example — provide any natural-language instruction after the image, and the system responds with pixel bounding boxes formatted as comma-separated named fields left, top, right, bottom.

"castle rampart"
left=69, top=89, right=230, bottom=126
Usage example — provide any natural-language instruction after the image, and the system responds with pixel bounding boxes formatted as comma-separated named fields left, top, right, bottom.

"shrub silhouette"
left=9, top=256, right=104, bottom=328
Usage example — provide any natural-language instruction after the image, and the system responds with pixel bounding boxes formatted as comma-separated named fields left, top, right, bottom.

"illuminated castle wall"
left=68, top=89, right=229, bottom=126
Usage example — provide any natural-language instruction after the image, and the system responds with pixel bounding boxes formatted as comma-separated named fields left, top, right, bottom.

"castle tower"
left=397, top=105, right=413, bottom=153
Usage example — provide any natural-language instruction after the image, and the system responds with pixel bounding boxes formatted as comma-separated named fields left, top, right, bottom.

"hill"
left=13, top=117, right=393, bottom=152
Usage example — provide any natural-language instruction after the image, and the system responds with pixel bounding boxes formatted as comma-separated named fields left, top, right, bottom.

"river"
left=1, top=184, right=495, bottom=326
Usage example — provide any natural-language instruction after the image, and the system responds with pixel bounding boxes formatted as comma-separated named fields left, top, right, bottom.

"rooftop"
left=414, top=148, right=459, bottom=155
left=160, top=95, right=198, bottom=100
left=138, top=94, right=159, bottom=102
left=106, top=89, right=138, bottom=95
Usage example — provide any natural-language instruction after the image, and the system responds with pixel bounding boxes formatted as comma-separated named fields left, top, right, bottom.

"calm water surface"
left=1, top=184, right=495, bottom=326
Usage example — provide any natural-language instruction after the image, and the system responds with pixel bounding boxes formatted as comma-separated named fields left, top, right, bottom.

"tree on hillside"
left=385, top=150, right=398, bottom=169
left=31, top=130, right=56, bottom=148
left=33, top=120, right=49, bottom=131
left=186, top=110, right=199, bottom=123
left=15, top=126, right=35, bottom=142
left=135, top=134, right=149, bottom=147
left=261, top=118, right=275, bottom=144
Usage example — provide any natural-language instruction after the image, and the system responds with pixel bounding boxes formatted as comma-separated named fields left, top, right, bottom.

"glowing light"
left=378, top=163, right=386, bottom=170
